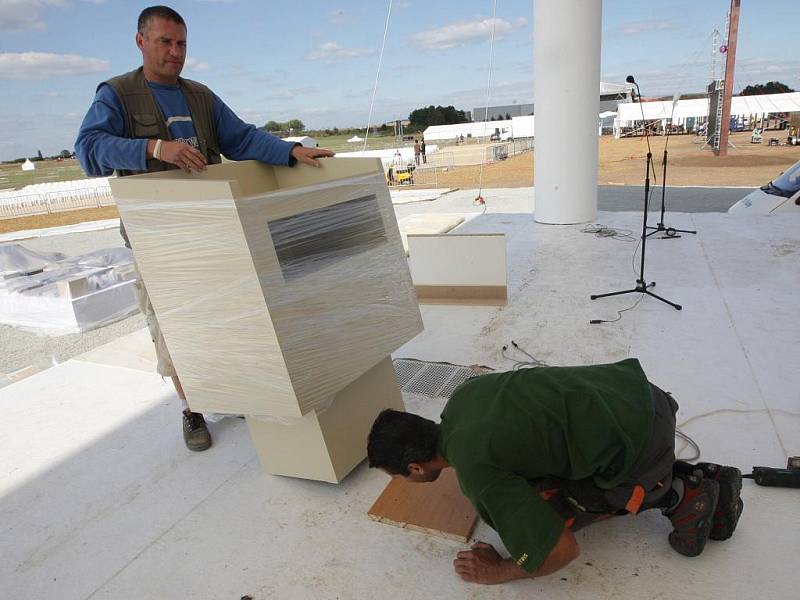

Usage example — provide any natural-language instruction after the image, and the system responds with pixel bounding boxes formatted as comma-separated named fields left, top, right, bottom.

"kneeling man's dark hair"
left=367, top=409, right=440, bottom=475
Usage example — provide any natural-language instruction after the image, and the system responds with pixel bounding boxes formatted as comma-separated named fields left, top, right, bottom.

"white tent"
left=423, top=120, right=513, bottom=142
left=347, top=135, right=364, bottom=143
left=21, top=159, right=35, bottom=171
left=617, top=91, right=800, bottom=125
left=510, top=115, right=535, bottom=138
left=283, top=136, right=316, bottom=148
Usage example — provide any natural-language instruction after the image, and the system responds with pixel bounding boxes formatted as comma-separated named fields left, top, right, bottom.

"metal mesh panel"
left=393, top=359, right=478, bottom=399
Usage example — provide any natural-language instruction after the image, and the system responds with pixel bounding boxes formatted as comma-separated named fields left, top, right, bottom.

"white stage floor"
left=1, top=207, right=797, bottom=599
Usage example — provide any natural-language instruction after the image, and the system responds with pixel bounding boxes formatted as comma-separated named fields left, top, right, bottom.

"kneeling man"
left=367, top=359, right=743, bottom=585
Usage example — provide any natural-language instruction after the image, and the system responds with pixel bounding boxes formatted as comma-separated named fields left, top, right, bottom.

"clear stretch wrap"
left=112, top=164, right=423, bottom=421
left=0, top=244, right=138, bottom=335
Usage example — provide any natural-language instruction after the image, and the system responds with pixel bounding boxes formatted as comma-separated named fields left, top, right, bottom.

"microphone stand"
left=645, top=96, right=697, bottom=238
left=591, top=77, right=682, bottom=311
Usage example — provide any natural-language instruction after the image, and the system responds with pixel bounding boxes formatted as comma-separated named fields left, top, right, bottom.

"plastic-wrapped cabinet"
left=109, top=159, right=423, bottom=420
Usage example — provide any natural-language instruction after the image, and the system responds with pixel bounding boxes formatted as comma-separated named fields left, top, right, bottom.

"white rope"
left=476, top=0, right=499, bottom=203
left=363, top=0, right=393, bottom=152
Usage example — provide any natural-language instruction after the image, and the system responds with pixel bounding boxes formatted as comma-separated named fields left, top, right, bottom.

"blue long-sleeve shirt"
left=75, top=80, right=295, bottom=176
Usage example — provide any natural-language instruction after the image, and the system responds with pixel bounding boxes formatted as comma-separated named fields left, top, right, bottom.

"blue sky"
left=1, top=0, right=799, bottom=161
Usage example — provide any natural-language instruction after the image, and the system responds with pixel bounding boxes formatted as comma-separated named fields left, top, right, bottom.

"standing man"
left=420, top=138, right=427, bottom=164
left=75, top=5, right=333, bottom=452
left=413, top=139, right=421, bottom=166
left=368, top=359, right=743, bottom=585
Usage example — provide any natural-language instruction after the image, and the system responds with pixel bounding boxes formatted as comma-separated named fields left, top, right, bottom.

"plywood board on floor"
left=368, top=467, right=478, bottom=542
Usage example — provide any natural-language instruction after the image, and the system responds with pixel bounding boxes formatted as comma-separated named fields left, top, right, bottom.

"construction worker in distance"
left=367, top=358, right=744, bottom=585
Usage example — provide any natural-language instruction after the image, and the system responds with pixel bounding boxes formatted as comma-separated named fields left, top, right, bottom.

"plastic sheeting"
left=0, top=244, right=138, bottom=335
left=111, top=166, right=423, bottom=420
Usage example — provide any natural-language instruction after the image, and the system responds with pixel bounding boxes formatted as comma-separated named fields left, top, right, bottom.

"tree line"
left=740, top=81, right=794, bottom=96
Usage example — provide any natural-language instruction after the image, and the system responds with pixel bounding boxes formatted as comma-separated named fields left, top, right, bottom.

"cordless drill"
left=743, top=457, right=800, bottom=488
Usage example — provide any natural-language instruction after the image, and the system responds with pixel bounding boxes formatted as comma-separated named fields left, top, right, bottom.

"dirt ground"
left=421, top=130, right=800, bottom=190
left=2, top=131, right=798, bottom=234
left=0, top=206, right=119, bottom=234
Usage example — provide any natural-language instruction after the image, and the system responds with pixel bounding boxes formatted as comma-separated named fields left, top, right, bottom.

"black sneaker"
left=182, top=410, right=212, bottom=452
left=665, top=474, right=719, bottom=557
left=674, top=461, right=744, bottom=541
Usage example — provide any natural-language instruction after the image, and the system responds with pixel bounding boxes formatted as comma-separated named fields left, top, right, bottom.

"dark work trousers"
left=532, top=384, right=679, bottom=531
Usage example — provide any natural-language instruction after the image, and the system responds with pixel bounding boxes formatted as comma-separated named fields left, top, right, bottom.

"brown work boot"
left=665, top=473, right=719, bottom=557
left=674, top=461, right=744, bottom=541
left=182, top=410, right=212, bottom=452
left=695, top=462, right=744, bottom=541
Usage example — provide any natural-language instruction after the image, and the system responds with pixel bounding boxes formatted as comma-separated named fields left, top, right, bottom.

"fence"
left=385, top=138, right=534, bottom=190
left=0, top=180, right=113, bottom=220
left=416, top=138, right=534, bottom=170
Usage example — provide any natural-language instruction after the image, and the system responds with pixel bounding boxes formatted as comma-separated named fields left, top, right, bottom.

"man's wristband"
left=153, top=139, right=163, bottom=161
left=287, top=142, right=301, bottom=167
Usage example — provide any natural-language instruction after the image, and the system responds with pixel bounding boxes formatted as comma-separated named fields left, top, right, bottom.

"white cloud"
left=0, top=0, right=67, bottom=31
left=305, top=42, right=374, bottom=62
left=616, top=20, right=679, bottom=35
left=0, top=1, right=105, bottom=31
left=0, top=52, right=109, bottom=79
left=410, top=17, right=527, bottom=52
left=184, top=57, right=209, bottom=72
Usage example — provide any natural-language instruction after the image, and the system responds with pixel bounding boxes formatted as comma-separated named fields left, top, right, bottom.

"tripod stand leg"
left=667, top=227, right=696, bottom=235
left=590, top=288, right=640, bottom=300
left=644, top=289, right=682, bottom=310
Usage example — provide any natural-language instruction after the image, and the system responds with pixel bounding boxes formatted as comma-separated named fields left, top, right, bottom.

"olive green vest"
left=103, top=66, right=222, bottom=177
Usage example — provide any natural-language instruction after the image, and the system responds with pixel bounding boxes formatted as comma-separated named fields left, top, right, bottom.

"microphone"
left=626, top=74, right=641, bottom=103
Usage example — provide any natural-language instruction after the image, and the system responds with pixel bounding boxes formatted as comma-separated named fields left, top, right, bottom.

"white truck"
left=728, top=159, right=800, bottom=214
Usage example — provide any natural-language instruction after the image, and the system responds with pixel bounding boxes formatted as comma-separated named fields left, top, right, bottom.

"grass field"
left=0, top=159, right=87, bottom=191
left=309, top=132, right=417, bottom=153
left=0, top=134, right=411, bottom=191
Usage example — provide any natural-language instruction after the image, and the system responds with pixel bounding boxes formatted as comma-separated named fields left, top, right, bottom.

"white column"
left=534, top=0, right=602, bottom=224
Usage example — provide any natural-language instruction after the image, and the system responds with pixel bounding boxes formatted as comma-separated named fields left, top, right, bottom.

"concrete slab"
left=0, top=219, right=121, bottom=243
left=73, top=327, right=156, bottom=373
left=1, top=209, right=798, bottom=599
left=390, top=188, right=454, bottom=204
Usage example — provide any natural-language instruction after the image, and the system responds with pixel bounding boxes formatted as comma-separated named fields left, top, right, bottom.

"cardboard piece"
left=408, top=233, right=508, bottom=305
left=246, top=356, right=404, bottom=483
left=368, top=467, right=478, bottom=542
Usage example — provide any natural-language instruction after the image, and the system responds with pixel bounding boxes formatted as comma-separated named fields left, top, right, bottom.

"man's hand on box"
left=291, top=146, right=335, bottom=167
left=161, top=141, right=208, bottom=173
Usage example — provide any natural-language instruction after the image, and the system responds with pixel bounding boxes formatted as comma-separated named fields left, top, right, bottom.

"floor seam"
left=83, top=456, right=256, bottom=600
left=694, top=215, right=788, bottom=457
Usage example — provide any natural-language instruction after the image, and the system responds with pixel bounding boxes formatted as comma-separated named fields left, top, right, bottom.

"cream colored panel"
left=246, top=357, right=404, bottom=483
left=241, top=174, right=421, bottom=414
left=272, top=157, right=384, bottom=191
left=110, top=176, right=298, bottom=418
left=408, top=234, right=507, bottom=287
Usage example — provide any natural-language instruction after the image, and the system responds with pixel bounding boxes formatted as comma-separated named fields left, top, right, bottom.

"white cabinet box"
left=110, top=159, right=422, bottom=420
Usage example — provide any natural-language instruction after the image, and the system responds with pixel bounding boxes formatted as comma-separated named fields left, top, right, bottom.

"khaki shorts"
left=132, top=270, right=177, bottom=378
left=122, top=221, right=177, bottom=378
